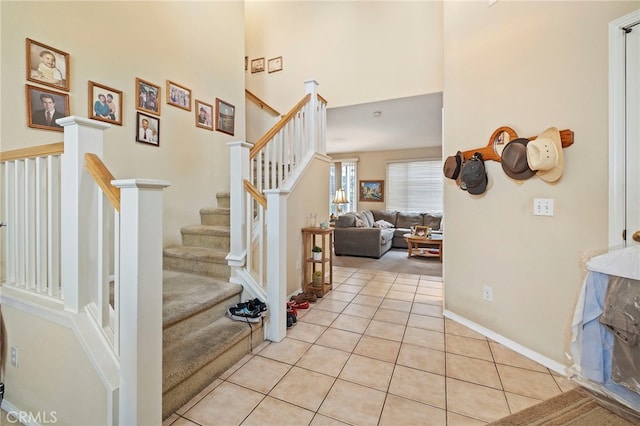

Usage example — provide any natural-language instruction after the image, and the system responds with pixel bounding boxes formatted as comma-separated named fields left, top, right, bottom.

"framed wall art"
left=88, top=81, right=122, bottom=125
left=26, top=84, right=69, bottom=132
left=136, top=77, right=161, bottom=115
left=195, top=99, right=213, bottom=131
left=215, top=98, right=235, bottom=136
left=268, top=56, right=283, bottom=73
left=26, top=38, right=69, bottom=91
left=359, top=180, right=384, bottom=202
left=251, top=57, right=265, bottom=73
left=136, top=112, right=160, bottom=146
left=167, top=80, right=191, bottom=111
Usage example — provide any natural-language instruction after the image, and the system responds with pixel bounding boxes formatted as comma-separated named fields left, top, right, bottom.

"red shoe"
left=287, top=300, right=310, bottom=309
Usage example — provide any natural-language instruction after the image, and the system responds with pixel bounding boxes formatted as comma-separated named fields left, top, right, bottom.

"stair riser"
left=182, top=233, right=230, bottom=250
left=163, top=293, right=240, bottom=346
left=216, top=194, right=230, bottom=209
left=200, top=212, right=230, bottom=226
left=164, top=256, right=231, bottom=281
left=162, top=327, right=263, bottom=419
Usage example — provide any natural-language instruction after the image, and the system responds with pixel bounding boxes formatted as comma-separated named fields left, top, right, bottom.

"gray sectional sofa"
left=333, top=210, right=443, bottom=258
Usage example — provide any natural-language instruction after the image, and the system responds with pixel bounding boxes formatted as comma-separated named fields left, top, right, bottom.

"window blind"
left=386, top=160, right=443, bottom=212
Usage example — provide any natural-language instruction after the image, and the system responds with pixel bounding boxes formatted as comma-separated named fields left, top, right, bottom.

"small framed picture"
left=26, top=38, right=69, bottom=91
left=359, top=180, right=385, bottom=202
left=166, top=80, right=191, bottom=111
left=88, top=81, right=123, bottom=125
left=268, top=56, right=283, bottom=73
left=244, top=56, right=248, bottom=71
left=215, top=98, right=235, bottom=136
left=195, top=99, right=213, bottom=131
left=26, top=84, right=69, bottom=132
left=136, top=112, right=160, bottom=146
left=251, top=57, right=265, bottom=73
left=414, top=226, right=429, bottom=238
left=136, top=77, right=161, bottom=115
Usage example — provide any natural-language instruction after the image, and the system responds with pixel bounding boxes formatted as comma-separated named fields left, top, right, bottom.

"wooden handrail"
left=250, top=93, right=312, bottom=159
left=244, top=179, right=267, bottom=209
left=0, top=142, right=64, bottom=161
left=85, top=153, right=120, bottom=212
left=317, top=93, right=327, bottom=105
left=245, top=89, right=281, bottom=117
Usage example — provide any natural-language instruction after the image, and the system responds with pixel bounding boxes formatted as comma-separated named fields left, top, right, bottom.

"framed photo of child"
left=26, top=38, right=69, bottom=91
left=88, top=81, right=123, bottom=126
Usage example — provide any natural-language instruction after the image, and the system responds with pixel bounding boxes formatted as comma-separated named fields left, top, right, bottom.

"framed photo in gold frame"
left=26, top=38, right=69, bottom=91
left=136, top=77, right=161, bottom=115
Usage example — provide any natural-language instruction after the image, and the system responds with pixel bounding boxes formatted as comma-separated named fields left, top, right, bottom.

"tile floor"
left=163, top=266, right=575, bottom=426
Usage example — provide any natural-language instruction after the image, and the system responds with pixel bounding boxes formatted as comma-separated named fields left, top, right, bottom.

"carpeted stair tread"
left=163, top=245, right=228, bottom=262
left=163, top=316, right=261, bottom=392
left=181, top=224, right=230, bottom=236
left=200, top=207, right=230, bottom=215
left=163, top=270, right=241, bottom=328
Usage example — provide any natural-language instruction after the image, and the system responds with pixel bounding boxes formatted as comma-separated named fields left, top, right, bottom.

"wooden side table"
left=302, top=227, right=333, bottom=296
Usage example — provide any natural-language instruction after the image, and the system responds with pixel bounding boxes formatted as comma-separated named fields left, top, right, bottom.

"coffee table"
left=403, top=233, right=443, bottom=262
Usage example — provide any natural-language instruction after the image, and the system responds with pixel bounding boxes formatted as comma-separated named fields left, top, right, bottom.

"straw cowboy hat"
left=526, top=127, right=564, bottom=182
left=500, top=138, right=536, bottom=180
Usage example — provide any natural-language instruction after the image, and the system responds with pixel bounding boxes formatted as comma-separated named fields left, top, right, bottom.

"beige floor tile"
left=379, top=298, right=413, bottom=312
left=339, top=354, right=395, bottom=391
left=252, top=339, right=271, bottom=354
left=226, top=356, right=291, bottom=394
left=176, top=378, right=223, bottom=414
left=394, top=276, right=420, bottom=285
left=324, top=290, right=356, bottom=303
left=269, top=366, right=336, bottom=412
left=504, top=391, right=543, bottom=414
left=403, top=326, right=445, bottom=351
left=219, top=353, right=253, bottom=379
left=446, top=353, right=502, bottom=389
left=242, top=396, right=315, bottom=426
left=373, top=307, right=410, bottom=325
left=445, top=334, right=493, bottom=361
left=412, top=302, right=443, bottom=318
left=372, top=275, right=396, bottom=284
left=386, top=290, right=415, bottom=302
left=365, top=320, right=406, bottom=342
left=313, top=299, right=348, bottom=314
left=296, top=345, right=351, bottom=377
left=171, top=417, right=202, bottom=425
left=496, top=364, right=561, bottom=400
left=300, top=309, right=339, bottom=327
left=315, top=327, right=362, bottom=352
left=417, top=286, right=443, bottom=297
left=446, top=412, right=488, bottom=426
left=334, top=284, right=362, bottom=294
left=353, top=335, right=401, bottom=363
left=407, top=313, right=445, bottom=332
left=446, top=378, right=510, bottom=423
left=330, top=313, right=371, bottom=334
left=162, top=414, right=180, bottom=426
left=445, top=319, right=487, bottom=340
left=388, top=365, right=446, bottom=408
left=367, top=279, right=394, bottom=288
left=419, top=279, right=443, bottom=289
left=397, top=343, right=446, bottom=375
left=352, top=272, right=376, bottom=280
left=309, top=414, right=350, bottom=425
left=553, top=374, right=577, bottom=392
left=489, top=341, right=547, bottom=372
left=183, top=381, right=264, bottom=426
left=332, top=276, right=348, bottom=285
left=344, top=277, right=370, bottom=286
left=414, top=293, right=443, bottom=305
left=380, top=394, right=447, bottom=426
left=257, top=338, right=312, bottom=365
left=358, top=286, right=390, bottom=297
left=343, top=302, right=377, bottom=319
left=318, top=379, right=386, bottom=425
left=390, top=283, right=417, bottom=293
left=351, top=294, right=383, bottom=307
left=287, top=321, right=327, bottom=343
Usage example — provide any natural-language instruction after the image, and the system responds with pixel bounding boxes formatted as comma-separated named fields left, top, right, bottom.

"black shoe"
left=236, top=298, right=268, bottom=314
left=227, top=305, right=262, bottom=323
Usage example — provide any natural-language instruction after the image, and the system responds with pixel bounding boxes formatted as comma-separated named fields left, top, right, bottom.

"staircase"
left=161, top=192, right=263, bottom=419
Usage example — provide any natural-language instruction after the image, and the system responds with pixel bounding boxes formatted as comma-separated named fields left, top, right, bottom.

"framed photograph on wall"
left=268, top=56, right=283, bottom=73
left=167, top=80, right=191, bottom=111
left=251, top=57, right=265, bottom=73
left=136, top=112, right=160, bottom=146
left=359, top=180, right=384, bottom=202
left=215, top=98, right=235, bottom=136
left=195, top=99, right=213, bottom=130
left=88, top=81, right=122, bottom=125
left=136, top=77, right=161, bottom=115
left=26, top=38, right=69, bottom=91
left=26, top=84, right=69, bottom=132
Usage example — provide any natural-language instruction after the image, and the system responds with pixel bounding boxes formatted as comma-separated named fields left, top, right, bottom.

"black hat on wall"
left=460, top=152, right=487, bottom=195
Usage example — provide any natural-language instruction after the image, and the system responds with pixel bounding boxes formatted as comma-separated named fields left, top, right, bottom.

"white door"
left=625, top=21, right=640, bottom=246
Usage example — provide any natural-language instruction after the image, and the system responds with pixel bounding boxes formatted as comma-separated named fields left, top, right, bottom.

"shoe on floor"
left=227, top=305, right=262, bottom=323
left=287, top=300, right=310, bottom=309
left=290, top=291, right=317, bottom=303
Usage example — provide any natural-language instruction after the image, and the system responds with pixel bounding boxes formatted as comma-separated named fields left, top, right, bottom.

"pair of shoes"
left=237, top=298, right=267, bottom=314
left=290, top=291, right=317, bottom=304
left=227, top=298, right=268, bottom=323
left=287, top=306, right=297, bottom=328
left=287, top=300, right=309, bottom=310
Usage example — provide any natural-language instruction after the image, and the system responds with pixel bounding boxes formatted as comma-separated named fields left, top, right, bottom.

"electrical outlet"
left=10, top=345, right=18, bottom=367
left=483, top=286, right=493, bottom=302
left=533, top=198, right=554, bottom=216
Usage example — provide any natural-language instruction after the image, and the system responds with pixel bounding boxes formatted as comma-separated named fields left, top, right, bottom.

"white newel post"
left=226, top=141, right=251, bottom=280
left=58, top=116, right=111, bottom=313
left=113, top=178, right=170, bottom=426
left=304, top=79, right=320, bottom=154
left=264, top=189, right=288, bottom=342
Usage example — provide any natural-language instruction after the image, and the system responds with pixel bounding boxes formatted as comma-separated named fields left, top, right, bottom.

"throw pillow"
left=355, top=218, right=368, bottom=228
left=373, top=219, right=394, bottom=228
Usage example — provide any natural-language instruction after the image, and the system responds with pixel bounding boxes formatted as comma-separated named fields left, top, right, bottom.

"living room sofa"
left=333, top=210, right=443, bottom=258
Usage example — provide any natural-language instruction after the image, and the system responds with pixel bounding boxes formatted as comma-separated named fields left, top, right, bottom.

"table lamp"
left=332, top=188, right=349, bottom=215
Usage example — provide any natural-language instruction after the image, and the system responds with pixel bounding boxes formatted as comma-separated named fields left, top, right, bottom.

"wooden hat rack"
left=461, top=126, right=574, bottom=162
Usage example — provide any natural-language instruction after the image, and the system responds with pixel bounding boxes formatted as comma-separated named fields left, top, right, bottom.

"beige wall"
left=0, top=1, right=245, bottom=247
left=331, top=146, right=441, bottom=211
left=443, top=1, right=639, bottom=364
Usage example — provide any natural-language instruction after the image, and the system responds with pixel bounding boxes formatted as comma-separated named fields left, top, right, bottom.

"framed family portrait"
left=195, top=99, right=213, bottom=131
left=26, top=84, right=69, bottom=132
left=136, top=77, right=161, bottom=115
left=359, top=180, right=384, bottom=202
left=167, top=80, right=191, bottom=111
left=26, top=38, right=69, bottom=91
left=136, top=112, right=160, bottom=146
left=251, top=57, right=265, bottom=73
left=268, top=56, right=283, bottom=73
left=88, top=81, right=122, bottom=125
left=215, top=98, right=235, bottom=136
